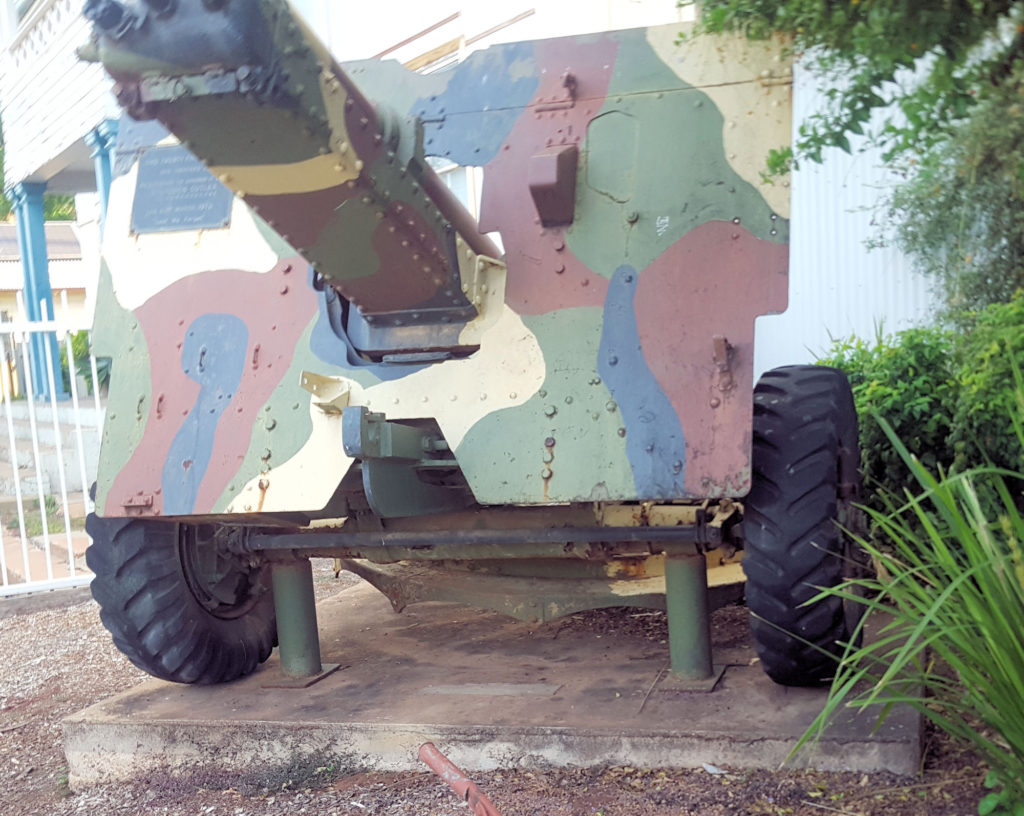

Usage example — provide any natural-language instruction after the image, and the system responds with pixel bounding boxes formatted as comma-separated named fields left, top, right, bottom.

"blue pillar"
left=10, top=182, right=67, bottom=401
left=85, top=119, right=118, bottom=229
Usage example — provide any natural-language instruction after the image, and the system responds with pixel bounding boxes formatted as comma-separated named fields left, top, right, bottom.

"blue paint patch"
left=162, top=314, right=248, bottom=514
left=414, top=41, right=540, bottom=166
left=597, top=266, right=687, bottom=497
left=308, top=269, right=426, bottom=382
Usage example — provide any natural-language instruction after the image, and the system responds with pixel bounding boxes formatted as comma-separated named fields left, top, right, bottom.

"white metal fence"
left=0, top=290, right=103, bottom=596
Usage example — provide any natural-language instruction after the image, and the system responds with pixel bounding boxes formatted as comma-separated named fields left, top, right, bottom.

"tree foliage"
left=887, top=62, right=1024, bottom=314
left=690, top=0, right=1024, bottom=166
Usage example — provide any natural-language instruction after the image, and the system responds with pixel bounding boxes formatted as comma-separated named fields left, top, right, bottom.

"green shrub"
left=819, top=326, right=958, bottom=511
left=57, top=330, right=108, bottom=396
left=953, top=294, right=1024, bottom=474
left=797, top=418, right=1024, bottom=815
left=821, top=295, right=1024, bottom=511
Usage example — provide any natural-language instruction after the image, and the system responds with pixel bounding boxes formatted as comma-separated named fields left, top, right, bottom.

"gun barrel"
left=86, top=0, right=500, bottom=356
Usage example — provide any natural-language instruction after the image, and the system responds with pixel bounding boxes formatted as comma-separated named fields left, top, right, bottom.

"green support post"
left=664, top=552, right=713, bottom=680
left=271, top=559, right=324, bottom=678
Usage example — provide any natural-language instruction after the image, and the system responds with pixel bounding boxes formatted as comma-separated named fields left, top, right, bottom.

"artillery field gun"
left=81, top=0, right=862, bottom=690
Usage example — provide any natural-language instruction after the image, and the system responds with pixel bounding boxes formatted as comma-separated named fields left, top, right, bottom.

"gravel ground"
left=1, top=561, right=988, bottom=816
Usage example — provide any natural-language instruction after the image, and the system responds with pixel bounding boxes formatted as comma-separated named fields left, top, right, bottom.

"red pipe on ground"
left=418, top=742, right=505, bottom=816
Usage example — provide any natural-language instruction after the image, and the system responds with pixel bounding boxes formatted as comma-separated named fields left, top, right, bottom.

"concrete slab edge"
left=62, top=716, right=921, bottom=789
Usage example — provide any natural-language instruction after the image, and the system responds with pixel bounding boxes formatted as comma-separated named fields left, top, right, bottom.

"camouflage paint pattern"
left=86, top=0, right=791, bottom=519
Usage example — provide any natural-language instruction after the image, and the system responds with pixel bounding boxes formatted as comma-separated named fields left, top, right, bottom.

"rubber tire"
left=85, top=515, right=276, bottom=684
left=743, top=365, right=861, bottom=687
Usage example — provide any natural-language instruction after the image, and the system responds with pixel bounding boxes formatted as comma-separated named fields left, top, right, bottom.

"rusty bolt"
left=541, top=466, right=553, bottom=480
left=544, top=437, right=556, bottom=448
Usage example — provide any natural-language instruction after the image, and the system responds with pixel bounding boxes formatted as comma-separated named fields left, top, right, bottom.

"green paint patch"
left=343, top=59, right=451, bottom=122
left=567, top=30, right=787, bottom=276
left=456, top=309, right=634, bottom=503
left=173, top=99, right=323, bottom=166
left=91, top=263, right=151, bottom=513
left=315, top=198, right=382, bottom=283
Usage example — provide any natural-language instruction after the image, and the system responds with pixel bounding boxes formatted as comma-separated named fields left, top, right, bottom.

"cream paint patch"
left=229, top=406, right=353, bottom=514
left=457, top=245, right=508, bottom=346
left=361, top=306, right=544, bottom=449
left=230, top=306, right=542, bottom=514
left=647, top=26, right=792, bottom=218
left=208, top=153, right=358, bottom=196
left=103, top=167, right=281, bottom=311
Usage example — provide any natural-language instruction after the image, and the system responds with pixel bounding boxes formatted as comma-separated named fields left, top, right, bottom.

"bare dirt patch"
left=1, top=562, right=987, bottom=815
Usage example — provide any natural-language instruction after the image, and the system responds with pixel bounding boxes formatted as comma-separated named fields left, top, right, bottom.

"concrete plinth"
left=64, top=583, right=920, bottom=787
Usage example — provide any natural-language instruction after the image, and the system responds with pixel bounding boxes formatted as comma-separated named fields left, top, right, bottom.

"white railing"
left=0, top=291, right=103, bottom=596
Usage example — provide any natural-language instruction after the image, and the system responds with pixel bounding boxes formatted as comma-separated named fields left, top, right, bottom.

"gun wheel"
left=85, top=516, right=276, bottom=684
left=743, top=365, right=863, bottom=687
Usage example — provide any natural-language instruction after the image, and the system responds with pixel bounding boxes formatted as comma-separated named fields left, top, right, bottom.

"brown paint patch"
left=343, top=200, right=450, bottom=311
left=105, top=257, right=318, bottom=516
left=246, top=184, right=357, bottom=252
left=478, top=36, right=619, bottom=313
left=632, top=220, right=788, bottom=496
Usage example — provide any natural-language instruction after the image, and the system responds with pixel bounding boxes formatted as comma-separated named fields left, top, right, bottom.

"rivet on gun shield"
left=543, top=405, right=557, bottom=417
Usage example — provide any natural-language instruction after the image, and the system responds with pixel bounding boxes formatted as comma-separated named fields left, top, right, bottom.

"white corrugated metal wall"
left=753, top=63, right=939, bottom=377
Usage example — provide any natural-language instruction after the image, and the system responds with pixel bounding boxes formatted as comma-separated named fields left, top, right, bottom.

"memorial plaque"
left=130, top=145, right=233, bottom=233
